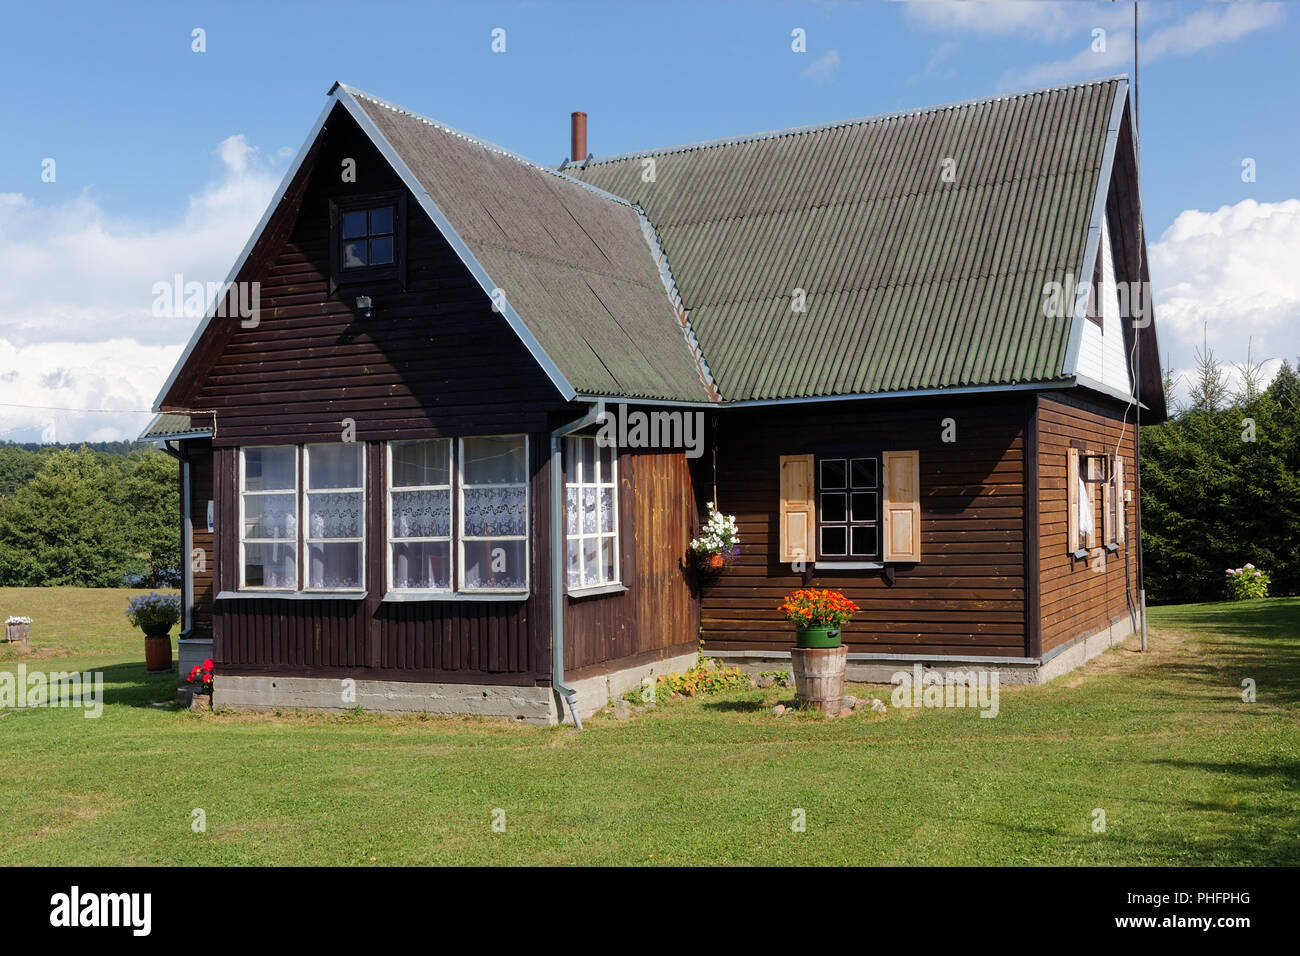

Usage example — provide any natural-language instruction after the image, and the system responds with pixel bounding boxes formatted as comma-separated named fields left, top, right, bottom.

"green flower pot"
left=795, top=625, right=841, bottom=648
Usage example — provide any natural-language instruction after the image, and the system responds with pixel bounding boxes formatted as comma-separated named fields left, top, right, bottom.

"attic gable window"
left=330, top=191, right=406, bottom=289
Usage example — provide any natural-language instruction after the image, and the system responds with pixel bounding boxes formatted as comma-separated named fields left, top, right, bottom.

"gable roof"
left=568, top=77, right=1128, bottom=402
left=153, top=76, right=1151, bottom=424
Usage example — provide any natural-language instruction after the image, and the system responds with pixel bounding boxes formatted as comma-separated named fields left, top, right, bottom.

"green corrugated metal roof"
left=138, top=413, right=209, bottom=441
left=351, top=91, right=716, bottom=403
left=569, top=77, right=1122, bottom=401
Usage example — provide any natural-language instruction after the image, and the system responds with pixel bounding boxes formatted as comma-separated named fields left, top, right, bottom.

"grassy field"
left=0, top=586, right=1296, bottom=866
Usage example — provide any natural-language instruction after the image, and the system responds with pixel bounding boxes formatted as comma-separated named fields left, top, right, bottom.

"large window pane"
left=308, top=542, right=362, bottom=590
left=462, top=540, right=527, bottom=590
left=391, top=489, right=450, bottom=538
left=243, top=447, right=295, bottom=491
left=244, top=543, right=296, bottom=589
left=307, top=491, right=363, bottom=538
left=391, top=541, right=450, bottom=590
left=462, top=436, right=526, bottom=484
left=243, top=493, right=296, bottom=539
left=391, top=440, right=449, bottom=488
left=308, top=443, right=362, bottom=489
left=463, top=485, right=527, bottom=537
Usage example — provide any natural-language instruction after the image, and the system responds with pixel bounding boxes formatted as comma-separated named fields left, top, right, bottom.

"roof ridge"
left=577, top=74, right=1128, bottom=168
left=334, top=82, right=634, bottom=207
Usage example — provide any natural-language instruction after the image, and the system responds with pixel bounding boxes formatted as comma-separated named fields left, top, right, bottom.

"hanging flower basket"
left=689, top=502, right=740, bottom=571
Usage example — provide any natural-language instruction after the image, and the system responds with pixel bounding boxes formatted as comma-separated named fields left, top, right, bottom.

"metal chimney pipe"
left=571, top=111, right=587, bottom=163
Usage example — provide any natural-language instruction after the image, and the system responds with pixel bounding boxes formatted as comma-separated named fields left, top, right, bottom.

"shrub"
left=1225, top=564, right=1270, bottom=600
left=655, top=658, right=752, bottom=699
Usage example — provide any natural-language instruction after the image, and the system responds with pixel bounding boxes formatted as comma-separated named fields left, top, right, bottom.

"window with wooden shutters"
left=778, top=454, right=814, bottom=563
left=882, top=450, right=921, bottom=562
left=817, top=456, right=880, bottom=560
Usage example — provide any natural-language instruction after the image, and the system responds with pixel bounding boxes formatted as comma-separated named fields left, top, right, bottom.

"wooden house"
left=143, top=75, right=1165, bottom=724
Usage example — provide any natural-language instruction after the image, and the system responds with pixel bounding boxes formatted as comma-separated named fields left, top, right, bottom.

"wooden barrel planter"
left=790, top=645, right=848, bottom=714
left=142, top=625, right=173, bottom=673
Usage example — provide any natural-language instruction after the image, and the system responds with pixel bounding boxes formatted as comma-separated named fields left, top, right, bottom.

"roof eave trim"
left=574, top=378, right=1075, bottom=410
left=1062, top=78, right=1129, bottom=379
left=335, top=89, right=579, bottom=403
left=136, top=413, right=214, bottom=443
left=151, top=95, right=340, bottom=412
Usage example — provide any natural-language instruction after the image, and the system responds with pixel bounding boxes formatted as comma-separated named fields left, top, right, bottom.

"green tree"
left=0, top=448, right=133, bottom=586
left=117, top=452, right=180, bottom=586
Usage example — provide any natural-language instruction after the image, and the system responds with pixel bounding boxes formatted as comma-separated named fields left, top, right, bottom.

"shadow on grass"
left=700, top=698, right=769, bottom=713
left=94, top=661, right=178, bottom=709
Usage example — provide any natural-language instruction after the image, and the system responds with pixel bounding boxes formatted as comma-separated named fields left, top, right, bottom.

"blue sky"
left=1, top=0, right=1297, bottom=441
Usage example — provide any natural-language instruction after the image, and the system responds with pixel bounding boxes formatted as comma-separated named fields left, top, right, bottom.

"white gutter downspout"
left=549, top=401, right=605, bottom=729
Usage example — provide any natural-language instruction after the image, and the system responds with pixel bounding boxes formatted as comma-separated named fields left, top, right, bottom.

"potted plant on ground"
left=186, top=659, right=214, bottom=711
left=690, top=502, right=740, bottom=570
left=126, top=593, right=181, bottom=673
left=779, top=588, right=860, bottom=714
left=4, top=615, right=31, bottom=643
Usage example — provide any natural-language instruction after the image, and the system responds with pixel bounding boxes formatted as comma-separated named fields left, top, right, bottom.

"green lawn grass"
left=1, top=586, right=1296, bottom=865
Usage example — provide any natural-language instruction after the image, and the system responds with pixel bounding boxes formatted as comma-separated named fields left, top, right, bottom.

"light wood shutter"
left=779, top=454, right=815, bottom=563
left=1114, top=457, right=1126, bottom=544
left=882, top=450, right=921, bottom=562
left=1068, top=447, right=1080, bottom=553
left=1102, top=460, right=1115, bottom=545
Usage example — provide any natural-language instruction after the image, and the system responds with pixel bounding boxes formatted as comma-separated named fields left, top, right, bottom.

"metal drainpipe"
left=549, top=401, right=605, bottom=729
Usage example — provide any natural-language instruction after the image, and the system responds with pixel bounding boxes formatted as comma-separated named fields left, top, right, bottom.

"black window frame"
left=815, top=453, right=882, bottom=561
left=329, top=190, right=407, bottom=292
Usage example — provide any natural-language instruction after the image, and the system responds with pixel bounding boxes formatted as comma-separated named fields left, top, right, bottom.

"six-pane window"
left=341, top=204, right=395, bottom=269
left=818, top=456, right=880, bottom=559
left=565, top=435, right=619, bottom=590
left=388, top=439, right=452, bottom=591
left=240, top=446, right=298, bottom=589
left=304, top=444, right=364, bottom=590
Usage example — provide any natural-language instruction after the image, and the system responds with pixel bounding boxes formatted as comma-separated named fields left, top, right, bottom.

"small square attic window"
left=330, top=191, right=406, bottom=290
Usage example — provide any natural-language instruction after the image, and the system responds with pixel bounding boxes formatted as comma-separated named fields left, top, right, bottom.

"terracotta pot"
left=144, top=635, right=173, bottom=673
left=705, top=553, right=725, bottom=570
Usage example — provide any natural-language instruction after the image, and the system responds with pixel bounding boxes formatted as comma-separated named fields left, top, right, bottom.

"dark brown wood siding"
left=564, top=446, right=699, bottom=674
left=699, top=395, right=1029, bottom=657
left=172, top=107, right=571, bottom=684
left=1037, top=391, right=1139, bottom=653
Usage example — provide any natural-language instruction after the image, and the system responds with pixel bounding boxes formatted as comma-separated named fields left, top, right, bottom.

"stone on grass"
left=612, top=699, right=633, bottom=720
left=772, top=704, right=786, bottom=715
left=843, top=695, right=857, bottom=709
left=839, top=706, right=853, bottom=718
left=871, top=699, right=887, bottom=714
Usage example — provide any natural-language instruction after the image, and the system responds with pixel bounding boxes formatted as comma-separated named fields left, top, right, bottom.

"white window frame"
left=238, top=445, right=300, bottom=591
left=386, top=439, right=454, bottom=594
left=457, top=434, right=530, bottom=594
left=302, top=443, right=366, bottom=593
left=564, top=435, right=620, bottom=593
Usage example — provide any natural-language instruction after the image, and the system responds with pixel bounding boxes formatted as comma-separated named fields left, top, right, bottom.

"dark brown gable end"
left=157, top=99, right=569, bottom=442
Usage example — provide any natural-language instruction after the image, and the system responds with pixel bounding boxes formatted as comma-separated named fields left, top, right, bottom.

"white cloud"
left=1149, top=198, right=1300, bottom=404
left=902, top=0, right=1137, bottom=43
left=999, top=2, right=1284, bottom=89
left=0, top=134, right=285, bottom=443
left=803, top=49, right=841, bottom=81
